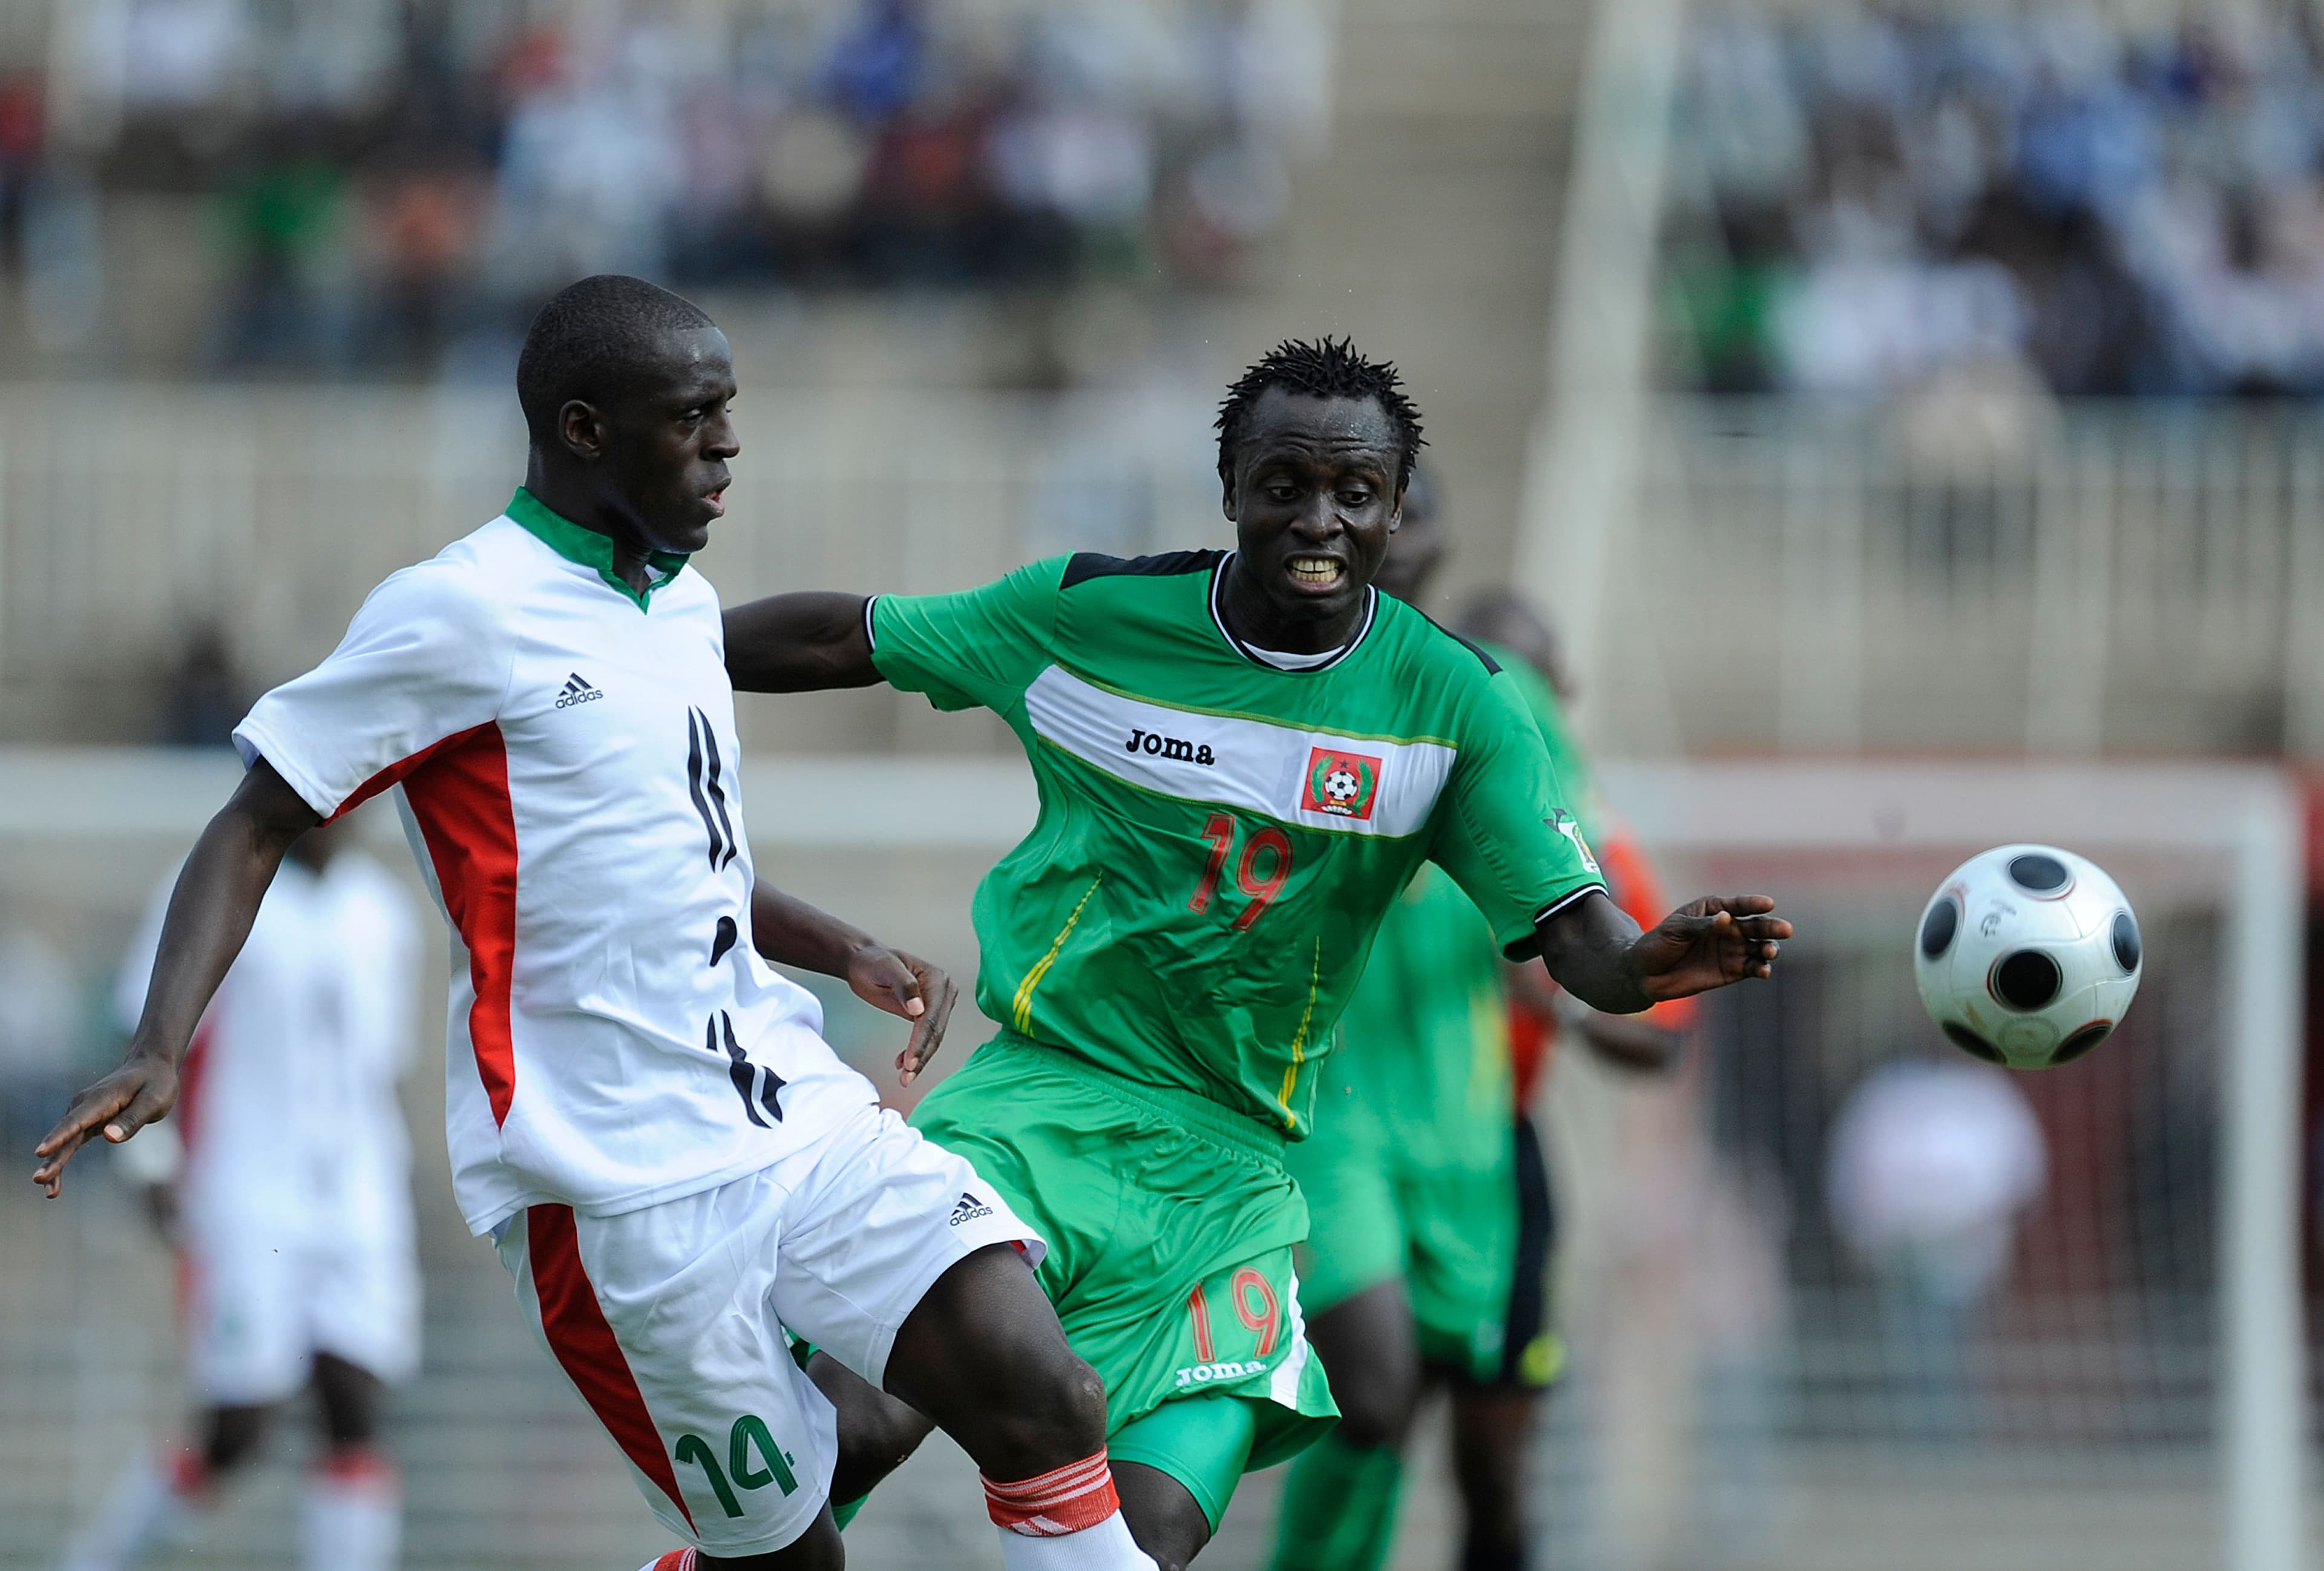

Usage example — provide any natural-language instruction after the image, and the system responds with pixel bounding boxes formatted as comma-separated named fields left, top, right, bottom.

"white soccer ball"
left=1324, top=767, right=1359, bottom=803
left=1913, top=845, right=2142, bottom=1069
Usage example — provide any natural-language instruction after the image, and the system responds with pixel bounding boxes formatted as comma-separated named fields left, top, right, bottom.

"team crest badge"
left=1548, top=808, right=1601, bottom=874
left=1302, top=746, right=1383, bottom=819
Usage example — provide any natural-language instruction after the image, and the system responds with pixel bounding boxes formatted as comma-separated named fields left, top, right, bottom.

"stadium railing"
left=7, top=386, right=2324, bottom=760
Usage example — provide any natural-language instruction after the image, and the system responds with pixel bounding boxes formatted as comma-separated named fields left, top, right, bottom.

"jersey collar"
left=1207, top=553, right=1377, bottom=674
left=505, top=487, right=688, bottom=612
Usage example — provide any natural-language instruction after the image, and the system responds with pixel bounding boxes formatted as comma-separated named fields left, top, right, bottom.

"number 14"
left=1187, top=813, right=1294, bottom=931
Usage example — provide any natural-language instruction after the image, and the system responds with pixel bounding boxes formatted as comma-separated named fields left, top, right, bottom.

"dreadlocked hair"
left=1215, top=336, right=1427, bottom=487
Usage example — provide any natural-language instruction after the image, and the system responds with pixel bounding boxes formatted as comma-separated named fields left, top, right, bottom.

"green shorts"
left=1285, top=1111, right=1517, bottom=1383
left=911, top=1034, right=1339, bottom=1520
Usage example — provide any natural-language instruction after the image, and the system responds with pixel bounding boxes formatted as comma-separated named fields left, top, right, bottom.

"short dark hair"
left=1215, top=336, right=1426, bottom=486
left=516, top=275, right=717, bottom=447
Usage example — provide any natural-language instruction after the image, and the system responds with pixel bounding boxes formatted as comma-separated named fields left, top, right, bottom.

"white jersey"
left=234, top=490, right=873, bottom=1235
left=116, top=849, right=422, bottom=1236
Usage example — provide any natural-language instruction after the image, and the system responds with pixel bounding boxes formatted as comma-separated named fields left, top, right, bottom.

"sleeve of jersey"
left=231, top=564, right=515, bottom=822
left=1430, top=669, right=1608, bottom=959
left=1503, top=660, right=1605, bottom=845
left=866, top=556, right=1066, bottom=715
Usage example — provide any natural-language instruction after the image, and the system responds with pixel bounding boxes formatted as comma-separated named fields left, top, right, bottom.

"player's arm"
left=33, top=761, right=320, bottom=1195
left=1575, top=1008, right=1686, bottom=1072
left=723, top=592, right=880, bottom=692
left=749, top=879, right=958, bottom=1086
left=1437, top=671, right=1787, bottom=1018
left=730, top=560, right=1064, bottom=709
left=1535, top=888, right=1785, bottom=1015
left=1503, top=957, right=1684, bottom=1073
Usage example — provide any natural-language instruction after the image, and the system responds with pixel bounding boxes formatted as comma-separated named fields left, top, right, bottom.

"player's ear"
left=1219, top=462, right=1239, bottom=522
left=557, top=399, right=607, bottom=462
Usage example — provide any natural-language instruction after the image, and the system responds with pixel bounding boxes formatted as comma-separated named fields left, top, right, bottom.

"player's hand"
left=1626, top=896, right=1790, bottom=1002
left=845, top=943, right=959, bottom=1087
left=31, top=1049, right=178, bottom=1198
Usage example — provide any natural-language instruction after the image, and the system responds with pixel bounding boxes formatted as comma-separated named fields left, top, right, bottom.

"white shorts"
left=180, top=1207, right=421, bottom=1406
left=494, top=1101, right=1043, bottom=1556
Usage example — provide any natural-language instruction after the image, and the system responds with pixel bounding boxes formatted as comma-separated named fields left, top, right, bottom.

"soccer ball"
left=1323, top=767, right=1360, bottom=804
left=1913, top=845, right=2142, bottom=1069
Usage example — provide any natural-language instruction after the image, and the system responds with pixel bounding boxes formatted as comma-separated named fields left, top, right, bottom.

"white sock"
left=301, top=1449, right=401, bottom=1571
left=56, top=1446, right=203, bottom=1571
left=993, top=1509, right=1159, bottom=1571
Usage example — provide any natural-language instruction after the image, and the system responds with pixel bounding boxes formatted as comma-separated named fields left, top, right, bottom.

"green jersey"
left=870, top=551, right=1605, bottom=1138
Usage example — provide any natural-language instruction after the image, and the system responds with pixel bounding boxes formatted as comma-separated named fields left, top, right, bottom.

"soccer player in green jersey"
left=1270, top=471, right=1689, bottom=1571
left=722, top=338, right=1790, bottom=1570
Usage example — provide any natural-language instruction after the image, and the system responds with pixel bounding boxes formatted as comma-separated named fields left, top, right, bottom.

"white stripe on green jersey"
left=1023, top=666, right=1459, bottom=839
left=869, top=550, right=1605, bottom=1139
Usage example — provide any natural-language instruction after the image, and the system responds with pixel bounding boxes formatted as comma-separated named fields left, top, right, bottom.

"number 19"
left=1188, top=813, right=1293, bottom=931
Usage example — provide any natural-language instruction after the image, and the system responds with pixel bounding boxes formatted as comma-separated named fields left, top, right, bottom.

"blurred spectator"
left=1665, top=2, right=2324, bottom=396
left=1826, top=1055, right=2046, bottom=1439
left=17, top=0, right=1333, bottom=378
left=208, top=118, right=352, bottom=370
left=0, top=71, right=42, bottom=267
left=155, top=623, right=248, bottom=749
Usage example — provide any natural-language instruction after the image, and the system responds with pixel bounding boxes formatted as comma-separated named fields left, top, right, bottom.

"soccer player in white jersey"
left=36, top=275, right=1158, bottom=1571
left=57, top=815, right=421, bottom=1571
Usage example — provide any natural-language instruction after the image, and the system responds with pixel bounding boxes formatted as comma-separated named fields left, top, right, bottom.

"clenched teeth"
left=1289, top=557, right=1344, bottom=585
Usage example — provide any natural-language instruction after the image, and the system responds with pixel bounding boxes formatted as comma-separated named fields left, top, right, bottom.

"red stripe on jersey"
left=175, top=1017, right=216, bottom=1156
left=526, top=1205, right=696, bottom=1531
left=323, top=721, right=492, bottom=824
left=400, top=724, right=520, bottom=1125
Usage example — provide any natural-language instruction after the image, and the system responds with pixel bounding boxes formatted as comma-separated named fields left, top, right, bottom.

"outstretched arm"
left=34, top=760, right=320, bottom=1195
left=1505, top=957, right=1686, bottom=1073
left=724, top=592, right=883, bottom=693
left=1535, top=890, right=1788, bottom=1016
left=750, top=879, right=959, bottom=1087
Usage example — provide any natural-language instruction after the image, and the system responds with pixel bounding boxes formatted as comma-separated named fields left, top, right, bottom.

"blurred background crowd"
left=0, top=0, right=1331, bottom=378
left=1662, top=3, right=2324, bottom=396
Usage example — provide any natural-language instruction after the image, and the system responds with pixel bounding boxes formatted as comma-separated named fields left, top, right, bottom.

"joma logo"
left=1126, top=727, right=1215, bottom=766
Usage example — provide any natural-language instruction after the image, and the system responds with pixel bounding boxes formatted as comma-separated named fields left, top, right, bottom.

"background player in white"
left=56, top=815, right=422, bottom=1571
left=36, top=275, right=1155, bottom=1571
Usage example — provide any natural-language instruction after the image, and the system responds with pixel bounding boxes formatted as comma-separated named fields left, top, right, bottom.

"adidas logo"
left=949, top=1191, right=994, bottom=1227
left=554, top=672, right=604, bottom=709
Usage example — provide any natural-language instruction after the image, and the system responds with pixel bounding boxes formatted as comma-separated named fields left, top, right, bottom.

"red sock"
left=646, top=1550, right=697, bottom=1571
left=982, top=1452, right=1123, bottom=1537
left=165, top=1445, right=212, bottom=1501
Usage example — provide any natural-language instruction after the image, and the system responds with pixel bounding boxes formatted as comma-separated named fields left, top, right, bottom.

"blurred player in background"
left=721, top=338, right=1786, bottom=1570
left=57, top=814, right=422, bottom=1571
left=1269, top=471, right=1693, bottom=1571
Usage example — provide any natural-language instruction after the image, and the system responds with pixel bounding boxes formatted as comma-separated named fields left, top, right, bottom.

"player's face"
left=600, top=327, right=740, bottom=557
left=1221, top=389, right=1404, bottom=637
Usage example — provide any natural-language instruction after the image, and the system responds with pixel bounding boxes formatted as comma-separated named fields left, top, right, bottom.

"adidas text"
left=949, top=1193, right=994, bottom=1227
left=556, top=672, right=605, bottom=709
